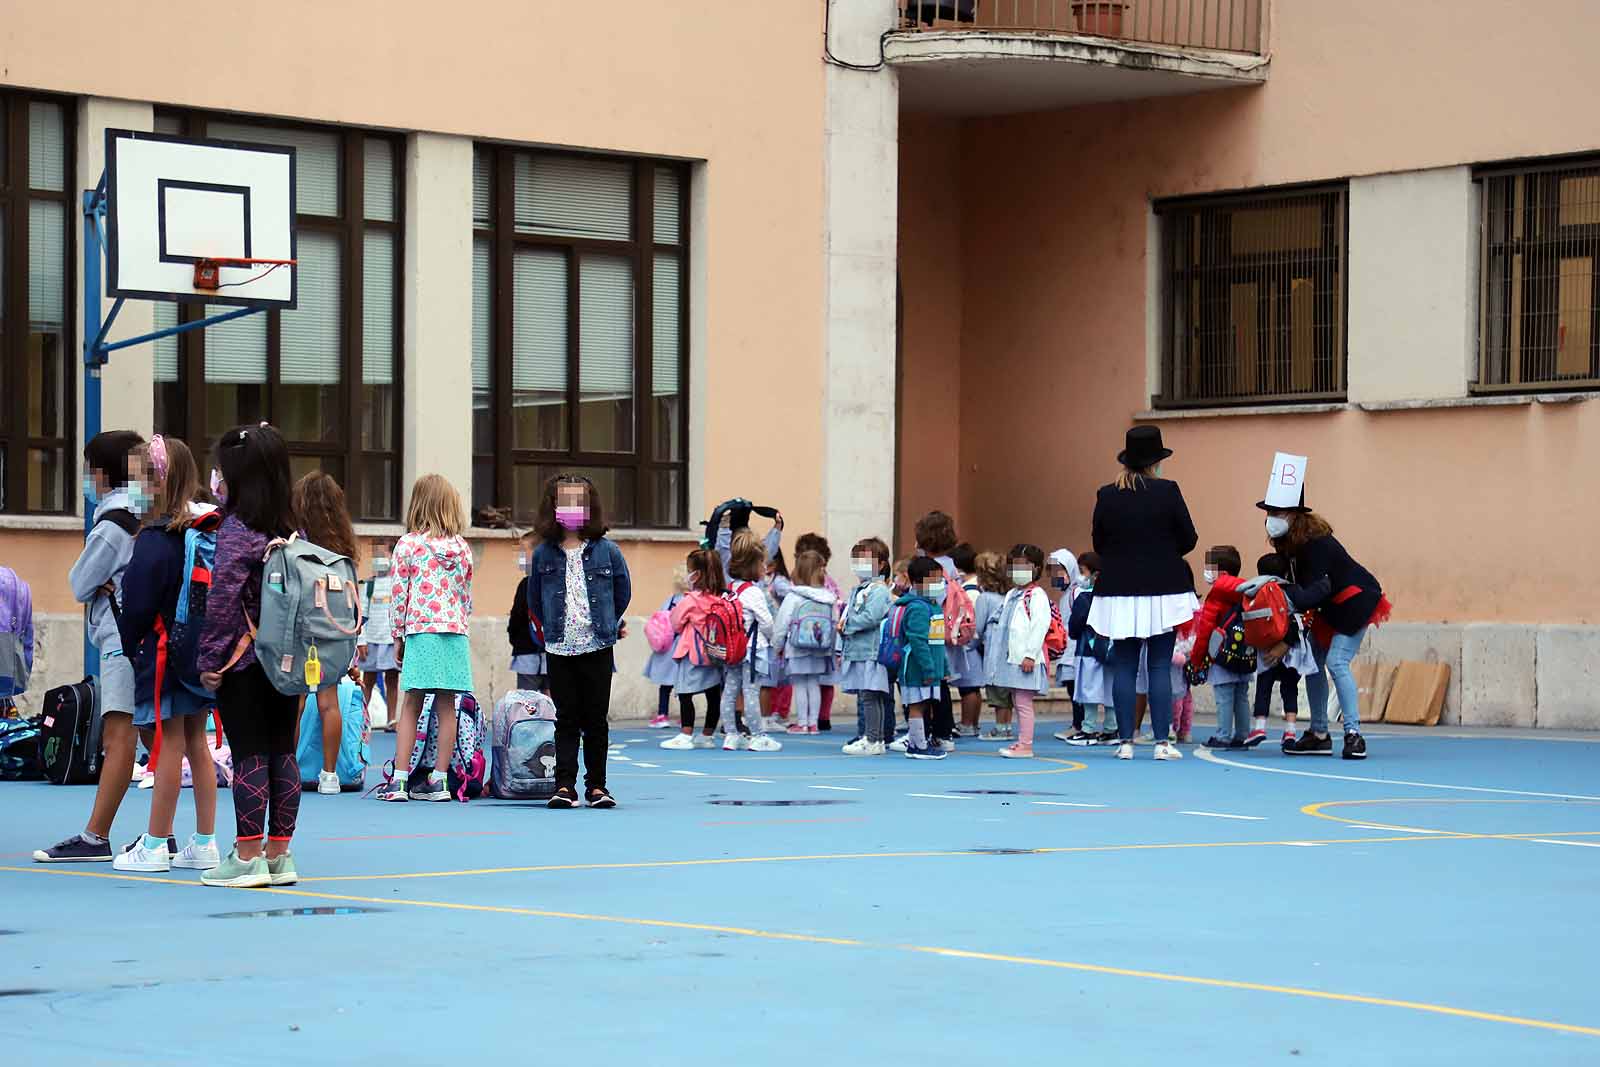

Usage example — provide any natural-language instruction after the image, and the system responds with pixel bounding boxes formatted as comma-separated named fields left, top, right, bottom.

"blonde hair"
left=727, top=530, right=766, bottom=582
left=793, top=549, right=828, bottom=588
left=405, top=473, right=466, bottom=538
left=1114, top=463, right=1158, bottom=491
left=973, top=551, right=1008, bottom=595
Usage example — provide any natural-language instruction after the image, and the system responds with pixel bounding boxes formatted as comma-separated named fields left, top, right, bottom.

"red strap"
left=1330, top=585, right=1362, bottom=605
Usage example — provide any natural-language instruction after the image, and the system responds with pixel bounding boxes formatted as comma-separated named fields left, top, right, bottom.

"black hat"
left=1118, top=425, right=1173, bottom=469
left=1255, top=483, right=1311, bottom=513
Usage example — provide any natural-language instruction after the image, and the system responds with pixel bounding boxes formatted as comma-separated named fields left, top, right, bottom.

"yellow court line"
left=1303, top=797, right=1600, bottom=835
left=1, top=864, right=1595, bottom=1038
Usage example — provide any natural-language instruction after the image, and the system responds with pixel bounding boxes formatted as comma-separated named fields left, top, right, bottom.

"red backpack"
left=1241, top=580, right=1292, bottom=650
left=690, top=587, right=751, bottom=668
left=1020, top=590, right=1070, bottom=660
left=943, top=578, right=976, bottom=648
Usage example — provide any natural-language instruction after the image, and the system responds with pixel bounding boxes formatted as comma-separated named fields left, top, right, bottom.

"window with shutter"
left=513, top=247, right=569, bottom=451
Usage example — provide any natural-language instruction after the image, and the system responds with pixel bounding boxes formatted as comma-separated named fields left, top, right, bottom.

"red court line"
left=318, top=831, right=515, bottom=842
left=1027, top=807, right=1179, bottom=817
left=700, top=817, right=867, bottom=828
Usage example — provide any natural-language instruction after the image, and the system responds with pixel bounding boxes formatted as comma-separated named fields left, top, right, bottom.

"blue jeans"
left=1211, top=681, right=1251, bottom=742
left=1307, top=627, right=1368, bottom=735
left=1112, top=632, right=1176, bottom=742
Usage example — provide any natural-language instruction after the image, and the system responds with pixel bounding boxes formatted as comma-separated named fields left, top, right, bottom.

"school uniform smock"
left=1067, top=588, right=1110, bottom=706
left=1087, top=478, right=1199, bottom=639
left=838, top=579, right=892, bottom=695
left=974, top=588, right=1007, bottom=693
left=989, top=586, right=1051, bottom=696
left=771, top=584, right=839, bottom=678
left=893, top=590, right=946, bottom=705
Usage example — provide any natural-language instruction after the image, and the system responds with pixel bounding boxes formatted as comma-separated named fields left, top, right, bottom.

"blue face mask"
left=82, top=475, right=99, bottom=506
left=1051, top=576, right=1069, bottom=590
left=128, top=482, right=154, bottom=516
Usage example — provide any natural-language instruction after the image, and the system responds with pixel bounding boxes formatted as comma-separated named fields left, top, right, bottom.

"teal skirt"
left=400, top=632, right=474, bottom=692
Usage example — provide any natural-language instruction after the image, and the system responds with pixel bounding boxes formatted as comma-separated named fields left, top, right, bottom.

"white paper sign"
left=1265, top=452, right=1308, bottom=508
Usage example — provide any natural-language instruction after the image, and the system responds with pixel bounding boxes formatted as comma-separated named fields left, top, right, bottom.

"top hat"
left=1255, top=484, right=1311, bottom=513
left=1118, top=425, right=1173, bottom=469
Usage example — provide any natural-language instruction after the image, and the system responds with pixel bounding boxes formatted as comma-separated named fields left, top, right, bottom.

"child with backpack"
left=721, top=532, right=782, bottom=752
left=509, top=538, right=546, bottom=691
left=757, top=549, right=793, bottom=728
left=895, top=556, right=948, bottom=760
left=111, top=436, right=222, bottom=873
left=528, top=474, right=631, bottom=809
left=1046, top=549, right=1083, bottom=740
left=839, top=537, right=893, bottom=755
left=1064, top=552, right=1115, bottom=745
left=992, top=545, right=1053, bottom=759
left=292, top=471, right=362, bottom=796
left=642, top=568, right=689, bottom=728
left=357, top=541, right=400, bottom=729
left=772, top=550, right=838, bottom=735
left=972, top=552, right=1013, bottom=741
left=377, top=474, right=474, bottom=803
left=947, top=543, right=986, bottom=738
left=194, top=425, right=305, bottom=888
left=1250, top=552, right=1315, bottom=749
left=661, top=548, right=729, bottom=750
left=913, top=510, right=965, bottom=751
left=0, top=565, right=34, bottom=706
left=33, top=430, right=149, bottom=864
left=791, top=533, right=841, bottom=731
left=1187, top=545, right=1256, bottom=750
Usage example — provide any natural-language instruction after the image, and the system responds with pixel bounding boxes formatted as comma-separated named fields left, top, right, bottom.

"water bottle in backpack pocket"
left=253, top=535, right=362, bottom=696
left=296, top=677, right=371, bottom=791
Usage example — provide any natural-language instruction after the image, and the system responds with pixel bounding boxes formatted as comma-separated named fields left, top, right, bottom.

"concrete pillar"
left=77, top=99, right=156, bottom=489
left=822, top=0, right=900, bottom=582
left=402, top=132, right=474, bottom=503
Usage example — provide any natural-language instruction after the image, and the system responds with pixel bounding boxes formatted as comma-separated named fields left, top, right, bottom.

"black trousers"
left=1254, top=663, right=1301, bottom=717
left=548, top=647, right=614, bottom=792
left=932, top=682, right=955, bottom=741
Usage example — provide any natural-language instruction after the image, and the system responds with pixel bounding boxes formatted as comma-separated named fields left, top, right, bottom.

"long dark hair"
left=215, top=424, right=295, bottom=536
left=534, top=474, right=609, bottom=544
left=293, top=471, right=359, bottom=560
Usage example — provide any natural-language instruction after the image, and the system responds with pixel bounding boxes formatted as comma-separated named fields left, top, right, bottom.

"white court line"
left=729, top=777, right=774, bottom=784
left=1179, top=811, right=1266, bottom=821
left=808, top=785, right=863, bottom=792
left=670, top=770, right=707, bottom=777
left=1281, top=842, right=1321, bottom=847
left=632, top=762, right=659, bottom=768
left=611, top=756, right=632, bottom=762
left=1349, top=824, right=1454, bottom=835
left=1193, top=746, right=1600, bottom=801
left=907, top=793, right=974, bottom=801
left=1031, top=801, right=1106, bottom=808
left=1529, top=838, right=1600, bottom=849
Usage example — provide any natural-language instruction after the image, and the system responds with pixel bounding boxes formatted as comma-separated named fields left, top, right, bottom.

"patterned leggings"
left=217, top=663, right=303, bottom=842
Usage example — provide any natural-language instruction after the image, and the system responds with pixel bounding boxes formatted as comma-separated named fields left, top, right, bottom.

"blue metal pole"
left=81, top=187, right=104, bottom=679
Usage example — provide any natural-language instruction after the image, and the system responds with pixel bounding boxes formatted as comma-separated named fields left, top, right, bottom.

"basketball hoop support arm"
left=79, top=171, right=265, bottom=675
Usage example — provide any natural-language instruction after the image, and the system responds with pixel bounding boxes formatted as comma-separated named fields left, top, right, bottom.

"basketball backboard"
left=104, top=128, right=297, bottom=308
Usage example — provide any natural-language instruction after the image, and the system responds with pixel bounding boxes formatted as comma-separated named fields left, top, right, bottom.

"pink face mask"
left=555, top=505, right=588, bottom=530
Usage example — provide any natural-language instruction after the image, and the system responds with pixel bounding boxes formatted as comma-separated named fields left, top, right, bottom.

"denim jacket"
left=528, top=537, right=633, bottom=649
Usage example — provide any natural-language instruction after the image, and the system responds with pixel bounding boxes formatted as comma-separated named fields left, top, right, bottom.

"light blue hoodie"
left=69, top=487, right=139, bottom=653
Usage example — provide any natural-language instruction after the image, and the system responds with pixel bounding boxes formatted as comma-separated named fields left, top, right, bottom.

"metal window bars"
left=1477, top=160, right=1600, bottom=392
left=896, top=0, right=1266, bottom=55
left=1157, top=186, right=1347, bottom=408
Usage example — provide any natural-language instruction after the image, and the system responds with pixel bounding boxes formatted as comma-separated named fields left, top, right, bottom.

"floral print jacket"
left=391, top=532, right=474, bottom=637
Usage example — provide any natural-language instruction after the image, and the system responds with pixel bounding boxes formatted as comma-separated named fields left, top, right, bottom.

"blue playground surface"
left=4, top=721, right=1599, bottom=1065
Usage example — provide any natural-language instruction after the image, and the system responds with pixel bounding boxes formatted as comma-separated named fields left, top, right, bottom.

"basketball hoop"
left=193, top=256, right=296, bottom=292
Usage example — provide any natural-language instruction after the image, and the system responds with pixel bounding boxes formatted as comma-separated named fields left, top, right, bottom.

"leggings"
left=720, top=665, right=766, bottom=735
left=217, top=662, right=302, bottom=843
left=1254, top=663, right=1300, bottom=718
left=1112, top=632, right=1176, bottom=743
left=856, top=690, right=893, bottom=742
left=1012, top=689, right=1037, bottom=747
left=790, top=678, right=823, bottom=728
left=656, top=685, right=672, bottom=718
left=679, top=686, right=724, bottom=733
left=818, top=685, right=834, bottom=725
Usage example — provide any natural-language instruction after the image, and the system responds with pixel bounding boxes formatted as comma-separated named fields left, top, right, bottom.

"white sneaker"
left=746, top=735, right=783, bottom=752
left=722, top=733, right=745, bottom=751
left=841, top=737, right=873, bottom=755
left=113, top=838, right=171, bottom=873
left=660, top=733, right=695, bottom=750
left=317, top=770, right=341, bottom=795
left=1116, top=742, right=1135, bottom=760
left=691, top=735, right=715, bottom=749
left=887, top=736, right=909, bottom=753
left=1052, top=730, right=1073, bottom=742
left=137, top=770, right=156, bottom=790
left=1154, top=741, right=1184, bottom=761
left=172, top=836, right=221, bottom=871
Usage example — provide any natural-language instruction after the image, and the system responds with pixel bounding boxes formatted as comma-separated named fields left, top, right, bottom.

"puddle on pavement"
left=706, top=799, right=854, bottom=807
left=209, top=906, right=388, bottom=920
left=946, top=790, right=1066, bottom=797
left=963, top=848, right=1042, bottom=855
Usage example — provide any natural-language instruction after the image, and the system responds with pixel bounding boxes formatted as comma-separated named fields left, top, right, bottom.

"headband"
left=147, top=434, right=169, bottom=481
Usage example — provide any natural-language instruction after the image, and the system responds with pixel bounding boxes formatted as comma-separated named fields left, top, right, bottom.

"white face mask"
left=1265, top=516, right=1291, bottom=539
left=923, top=581, right=946, bottom=600
left=1010, top=569, right=1033, bottom=587
left=372, top=557, right=391, bottom=575
left=851, top=560, right=875, bottom=579
left=1202, top=568, right=1217, bottom=584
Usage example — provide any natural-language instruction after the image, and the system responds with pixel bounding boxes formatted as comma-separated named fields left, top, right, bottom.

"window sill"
left=457, top=526, right=702, bottom=543
left=1136, top=402, right=1348, bottom=421
left=0, top=514, right=83, bottom=532
left=1357, top=391, right=1599, bottom=412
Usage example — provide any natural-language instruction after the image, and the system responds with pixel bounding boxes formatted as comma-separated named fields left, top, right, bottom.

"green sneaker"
left=267, top=851, right=298, bottom=886
left=199, top=849, right=270, bottom=888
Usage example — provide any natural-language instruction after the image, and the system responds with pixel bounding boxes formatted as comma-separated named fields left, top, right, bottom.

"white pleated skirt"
left=1087, top=593, right=1198, bottom=641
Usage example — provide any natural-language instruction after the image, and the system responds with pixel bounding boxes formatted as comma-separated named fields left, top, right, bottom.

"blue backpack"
left=167, top=510, right=222, bottom=699
left=875, top=603, right=909, bottom=672
left=296, top=677, right=370, bottom=791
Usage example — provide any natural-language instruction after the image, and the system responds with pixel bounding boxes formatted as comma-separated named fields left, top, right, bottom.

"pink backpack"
left=645, top=610, right=674, bottom=654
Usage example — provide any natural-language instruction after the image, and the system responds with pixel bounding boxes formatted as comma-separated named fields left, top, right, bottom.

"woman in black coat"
left=1090, top=427, right=1199, bottom=761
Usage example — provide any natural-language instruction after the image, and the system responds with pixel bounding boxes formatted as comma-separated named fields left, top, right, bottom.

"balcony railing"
left=898, top=1, right=1266, bottom=56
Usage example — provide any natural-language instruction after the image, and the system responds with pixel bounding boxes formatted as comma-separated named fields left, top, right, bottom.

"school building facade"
left=1, top=1, right=1595, bottom=726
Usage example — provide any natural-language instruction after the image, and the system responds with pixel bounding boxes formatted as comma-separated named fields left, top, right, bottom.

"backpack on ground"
left=404, top=693, right=486, bottom=801
left=943, top=579, right=976, bottom=648
left=1209, top=606, right=1258, bottom=673
left=165, top=510, right=223, bottom=701
left=785, top=596, right=836, bottom=656
left=486, top=689, right=558, bottom=800
left=876, top=603, right=910, bottom=672
left=1241, top=580, right=1292, bottom=650
left=0, top=565, right=34, bottom=698
left=689, top=593, right=749, bottom=668
left=0, top=716, right=44, bottom=780
left=252, top=535, right=363, bottom=696
left=296, top=677, right=370, bottom=791
left=38, top=678, right=101, bottom=785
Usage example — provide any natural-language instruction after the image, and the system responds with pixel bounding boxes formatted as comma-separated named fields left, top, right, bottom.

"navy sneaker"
left=585, top=787, right=617, bottom=809
left=1342, top=733, right=1368, bottom=761
left=905, top=742, right=948, bottom=761
left=1287, top=732, right=1334, bottom=757
left=547, top=786, right=579, bottom=810
left=33, top=834, right=113, bottom=863
left=1203, top=735, right=1235, bottom=749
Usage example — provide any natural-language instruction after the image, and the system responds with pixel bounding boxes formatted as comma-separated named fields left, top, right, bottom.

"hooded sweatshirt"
left=391, top=532, right=474, bottom=637
left=771, top=583, right=839, bottom=657
left=69, top=486, right=141, bottom=653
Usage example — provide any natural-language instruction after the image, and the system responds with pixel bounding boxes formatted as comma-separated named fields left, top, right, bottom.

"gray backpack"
left=254, top=536, right=362, bottom=696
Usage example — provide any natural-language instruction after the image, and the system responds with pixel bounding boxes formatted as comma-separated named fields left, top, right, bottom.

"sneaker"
left=376, top=778, right=409, bottom=801
left=1154, top=741, right=1184, bottom=761
left=317, top=770, right=341, bottom=795
left=997, top=743, right=1033, bottom=759
left=1243, top=730, right=1268, bottom=749
left=841, top=737, right=875, bottom=755
left=547, top=786, right=578, bottom=809
left=722, top=733, right=745, bottom=751
left=905, top=742, right=947, bottom=761
left=1203, top=735, right=1235, bottom=749
left=113, top=838, right=171, bottom=873
left=786, top=723, right=807, bottom=734
left=935, top=736, right=955, bottom=751
left=1342, top=733, right=1368, bottom=761
left=807, top=725, right=819, bottom=735
left=409, top=774, right=451, bottom=802
left=32, top=834, right=112, bottom=863
left=647, top=715, right=673, bottom=729
left=1225, top=738, right=1248, bottom=750
left=692, top=735, right=716, bottom=749
left=986, top=725, right=1016, bottom=741
left=1096, top=730, right=1119, bottom=744
left=817, top=719, right=832, bottom=732
left=172, top=836, right=221, bottom=870
left=120, top=835, right=177, bottom=858
left=1286, top=732, right=1333, bottom=757
left=1063, top=731, right=1096, bottom=747
left=887, top=736, right=910, bottom=753
left=1281, top=730, right=1297, bottom=753
left=746, top=735, right=783, bottom=753
left=200, top=849, right=270, bottom=889
left=586, top=787, right=618, bottom=809
left=659, top=733, right=695, bottom=751
left=1115, top=742, right=1134, bottom=760
left=952, top=724, right=969, bottom=739
left=267, top=852, right=298, bottom=886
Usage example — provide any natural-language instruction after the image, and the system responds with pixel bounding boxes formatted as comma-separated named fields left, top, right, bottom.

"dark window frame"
left=473, top=144, right=690, bottom=529
left=1156, top=183, right=1348, bottom=409
left=0, top=90, right=77, bottom=514
left=151, top=109, right=404, bottom=521
left=1475, top=154, right=1600, bottom=393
